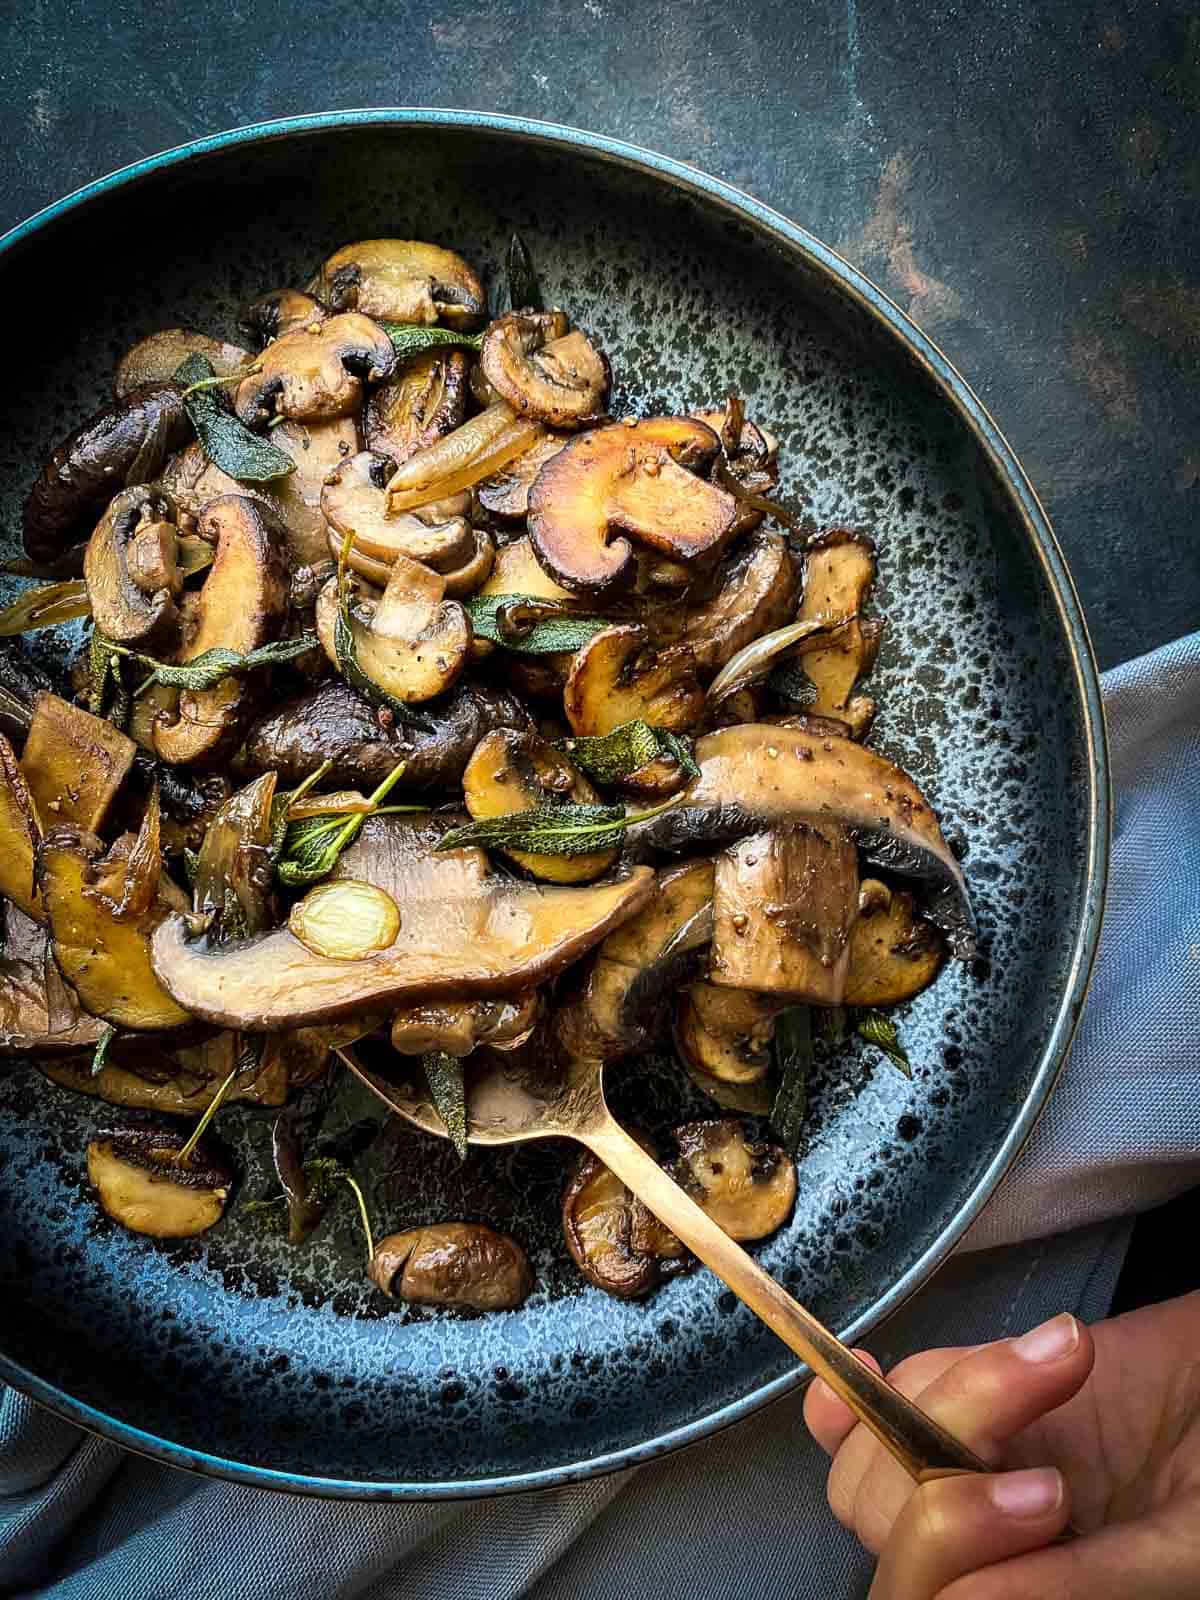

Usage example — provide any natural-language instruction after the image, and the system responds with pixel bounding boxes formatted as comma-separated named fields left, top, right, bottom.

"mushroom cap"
left=668, top=1119, right=796, bottom=1241
left=370, top=1223, right=533, bottom=1309
left=317, top=239, right=485, bottom=328
left=239, top=288, right=328, bottom=348
left=84, top=485, right=181, bottom=645
left=321, top=450, right=476, bottom=572
left=477, top=432, right=572, bottom=521
left=87, top=1125, right=232, bottom=1238
left=561, top=1142, right=688, bottom=1299
left=480, top=311, right=610, bottom=429
left=234, top=313, right=396, bottom=426
left=115, top=329, right=250, bottom=397
left=563, top=624, right=704, bottom=738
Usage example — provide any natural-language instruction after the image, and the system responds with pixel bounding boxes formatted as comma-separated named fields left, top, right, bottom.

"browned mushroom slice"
left=86, top=1124, right=232, bottom=1238
left=318, top=240, right=485, bottom=328
left=692, top=405, right=780, bottom=535
left=561, top=1144, right=688, bottom=1299
left=0, top=903, right=104, bottom=1055
left=763, top=710, right=854, bottom=740
left=315, top=556, right=471, bottom=704
left=234, top=313, right=396, bottom=426
left=23, top=382, right=191, bottom=565
left=462, top=728, right=617, bottom=884
left=151, top=842, right=654, bottom=1030
left=364, top=348, right=470, bottom=465
left=626, top=723, right=976, bottom=959
left=152, top=495, right=290, bottom=767
left=439, top=529, right=495, bottom=599
left=676, top=982, right=784, bottom=1083
left=389, top=991, right=542, bottom=1057
left=477, top=433, right=572, bottom=521
left=677, top=532, right=801, bottom=673
left=527, top=417, right=738, bottom=593
left=480, top=311, right=609, bottom=429
left=711, top=824, right=859, bottom=1005
left=191, top=772, right=279, bottom=946
left=21, top=691, right=137, bottom=833
left=115, top=329, right=250, bottom=397
left=40, top=826, right=193, bottom=1031
left=668, top=1119, right=796, bottom=1241
left=370, top=1223, right=533, bottom=1309
left=795, top=529, right=882, bottom=736
left=83, top=485, right=183, bottom=646
left=321, top=450, right=475, bottom=573
left=844, top=886, right=946, bottom=1006
left=0, top=734, right=43, bottom=920
left=43, top=1029, right=274, bottom=1112
left=564, top=624, right=703, bottom=738
left=239, top=288, right=327, bottom=347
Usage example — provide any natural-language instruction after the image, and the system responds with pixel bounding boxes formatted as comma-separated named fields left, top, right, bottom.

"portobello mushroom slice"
left=389, top=991, right=542, bottom=1057
left=370, top=1223, right=533, bottom=1310
left=796, top=530, right=883, bottom=737
left=462, top=728, right=617, bottom=883
left=234, top=314, right=396, bottom=427
left=237, top=677, right=533, bottom=793
left=23, top=382, right=191, bottom=565
left=480, top=311, right=609, bottom=429
left=564, top=624, right=703, bottom=738
left=86, top=1124, right=232, bottom=1238
left=84, top=485, right=183, bottom=646
left=318, top=239, right=485, bottom=328
left=561, top=1142, right=689, bottom=1299
left=711, top=823, right=860, bottom=1005
left=528, top=417, right=739, bottom=594
left=239, top=288, right=327, bottom=347
left=364, top=348, right=470, bottom=465
left=477, top=433, right=572, bottom=521
left=21, top=691, right=137, bottom=833
left=321, top=450, right=475, bottom=573
left=844, top=885, right=945, bottom=1006
left=0, top=903, right=104, bottom=1055
left=315, top=556, right=471, bottom=704
left=115, top=330, right=250, bottom=397
left=626, top=723, right=976, bottom=959
left=677, top=532, right=800, bottom=673
left=152, top=495, right=290, bottom=767
left=151, top=842, right=654, bottom=1030
left=676, top=982, right=783, bottom=1083
left=0, top=733, right=43, bottom=920
left=668, top=1119, right=796, bottom=1241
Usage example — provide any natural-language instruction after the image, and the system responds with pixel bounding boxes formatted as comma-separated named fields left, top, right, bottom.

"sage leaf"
left=423, top=1051, right=469, bottom=1161
left=558, top=720, right=700, bottom=785
left=770, top=1006, right=811, bottom=1153
left=380, top=323, right=483, bottom=360
left=275, top=759, right=418, bottom=887
left=506, top=232, right=543, bottom=312
left=244, top=1153, right=374, bottom=1262
left=90, top=1023, right=117, bottom=1078
left=174, top=353, right=296, bottom=483
left=435, top=795, right=677, bottom=859
left=115, top=633, right=319, bottom=695
left=87, top=633, right=130, bottom=726
left=856, top=1008, right=912, bottom=1078
left=465, top=593, right=614, bottom=654
left=0, top=578, right=91, bottom=637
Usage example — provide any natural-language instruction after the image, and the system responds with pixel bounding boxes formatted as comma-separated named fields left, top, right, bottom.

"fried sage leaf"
left=174, top=353, right=296, bottom=483
left=506, top=232, right=543, bottom=312
left=435, top=795, right=677, bottom=859
left=770, top=1005, right=812, bottom=1154
left=856, top=1008, right=912, bottom=1079
left=423, top=1050, right=468, bottom=1161
left=380, top=323, right=483, bottom=361
left=275, top=760, right=416, bottom=887
left=464, top=592, right=615, bottom=655
left=558, top=720, right=700, bottom=785
left=331, top=534, right=433, bottom=729
left=112, top=633, right=318, bottom=695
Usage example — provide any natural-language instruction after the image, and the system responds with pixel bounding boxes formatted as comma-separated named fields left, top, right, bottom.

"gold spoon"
left=337, top=1041, right=987, bottom=1485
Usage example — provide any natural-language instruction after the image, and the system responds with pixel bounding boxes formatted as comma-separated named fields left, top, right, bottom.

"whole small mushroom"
left=317, top=239, right=485, bottom=328
left=234, top=314, right=396, bottom=427
left=369, top=1222, right=533, bottom=1310
left=480, top=310, right=610, bottom=429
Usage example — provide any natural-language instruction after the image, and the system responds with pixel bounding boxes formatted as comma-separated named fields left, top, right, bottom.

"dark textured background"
left=3, top=0, right=1199, bottom=667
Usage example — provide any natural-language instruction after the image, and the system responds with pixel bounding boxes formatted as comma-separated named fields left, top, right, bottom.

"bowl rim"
left=0, top=108, right=1110, bottom=1500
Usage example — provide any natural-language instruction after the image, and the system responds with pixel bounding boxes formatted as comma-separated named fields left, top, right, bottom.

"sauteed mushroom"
left=84, top=485, right=183, bottom=645
left=239, top=288, right=327, bottom=347
left=795, top=530, right=883, bottom=737
left=234, top=314, right=396, bottom=426
left=480, top=311, right=609, bottom=428
left=315, top=556, right=472, bottom=704
left=321, top=451, right=475, bottom=573
left=370, top=1223, right=532, bottom=1310
left=668, top=1119, right=796, bottom=1241
left=561, top=1143, right=689, bottom=1299
left=115, top=329, right=249, bottom=397
left=564, top=625, right=704, bottom=738
left=317, top=239, right=485, bottom=327
left=87, top=1124, right=232, bottom=1238
left=364, top=349, right=470, bottom=464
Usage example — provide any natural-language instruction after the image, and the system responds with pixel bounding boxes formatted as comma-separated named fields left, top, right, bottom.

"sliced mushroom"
left=321, top=450, right=475, bottom=573
left=796, top=530, right=882, bottom=736
left=86, top=1124, right=232, bottom=1238
left=21, top=691, right=137, bottom=833
left=0, top=903, right=104, bottom=1055
left=764, top=710, right=855, bottom=740
left=23, top=382, right=191, bottom=565
left=152, top=495, right=290, bottom=767
left=676, top=982, right=784, bottom=1083
left=561, top=1143, right=688, bottom=1299
left=151, top=814, right=654, bottom=1028
left=115, top=329, right=250, bottom=397
left=40, top=825, right=193, bottom=1031
left=477, top=433, right=572, bottom=521
left=0, top=733, right=43, bottom=920
left=315, top=555, right=471, bottom=704
left=41, top=1029, right=294, bottom=1112
left=364, top=348, right=470, bottom=465
left=370, top=1223, right=532, bottom=1310
left=711, top=823, right=860, bottom=1005
left=676, top=532, right=800, bottom=673
left=238, top=676, right=533, bottom=793
left=191, top=772, right=279, bottom=946
left=234, top=314, right=396, bottom=427
left=668, top=1119, right=796, bottom=1241
left=317, top=240, right=485, bottom=328
left=239, top=288, right=327, bottom=347
left=528, top=417, right=738, bottom=593
left=83, top=485, right=182, bottom=645
left=462, top=728, right=617, bottom=883
left=564, top=624, right=703, bottom=738
left=692, top=405, right=780, bottom=535
left=389, top=991, right=542, bottom=1057
left=480, top=311, right=609, bottom=429
left=844, top=886, right=945, bottom=1006
left=625, top=723, right=976, bottom=959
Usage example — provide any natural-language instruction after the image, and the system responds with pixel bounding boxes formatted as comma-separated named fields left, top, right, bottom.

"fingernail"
left=988, top=1467, right=1063, bottom=1519
left=1012, top=1312, right=1079, bottom=1364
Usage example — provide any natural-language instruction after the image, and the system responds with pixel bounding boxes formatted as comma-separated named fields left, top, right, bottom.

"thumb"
left=867, top=1467, right=1068, bottom=1600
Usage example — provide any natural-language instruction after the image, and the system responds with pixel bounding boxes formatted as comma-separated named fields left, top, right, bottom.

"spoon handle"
left=585, top=1120, right=988, bottom=1482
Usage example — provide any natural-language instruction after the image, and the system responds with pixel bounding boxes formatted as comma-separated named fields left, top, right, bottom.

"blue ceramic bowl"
left=0, top=111, right=1107, bottom=1497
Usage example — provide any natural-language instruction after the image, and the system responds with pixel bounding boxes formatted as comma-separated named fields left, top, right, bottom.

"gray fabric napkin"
left=2, top=630, right=1197, bottom=1599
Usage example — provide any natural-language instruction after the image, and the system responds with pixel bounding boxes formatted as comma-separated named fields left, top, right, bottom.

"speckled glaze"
left=0, top=113, right=1107, bottom=1498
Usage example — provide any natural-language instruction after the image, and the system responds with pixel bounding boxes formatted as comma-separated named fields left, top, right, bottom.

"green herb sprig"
left=275, top=759, right=421, bottom=887
left=856, top=1009, right=912, bottom=1079
left=558, top=719, right=699, bottom=785
left=435, top=794, right=678, bottom=859
left=90, top=1024, right=116, bottom=1078
left=243, top=1155, right=375, bottom=1263
left=380, top=323, right=483, bottom=360
left=464, top=592, right=615, bottom=655
left=423, top=1051, right=469, bottom=1161
left=770, top=1006, right=812, bottom=1154
left=174, top=353, right=296, bottom=483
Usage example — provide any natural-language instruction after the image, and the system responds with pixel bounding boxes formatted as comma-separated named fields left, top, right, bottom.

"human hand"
left=804, top=1291, right=1200, bottom=1597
